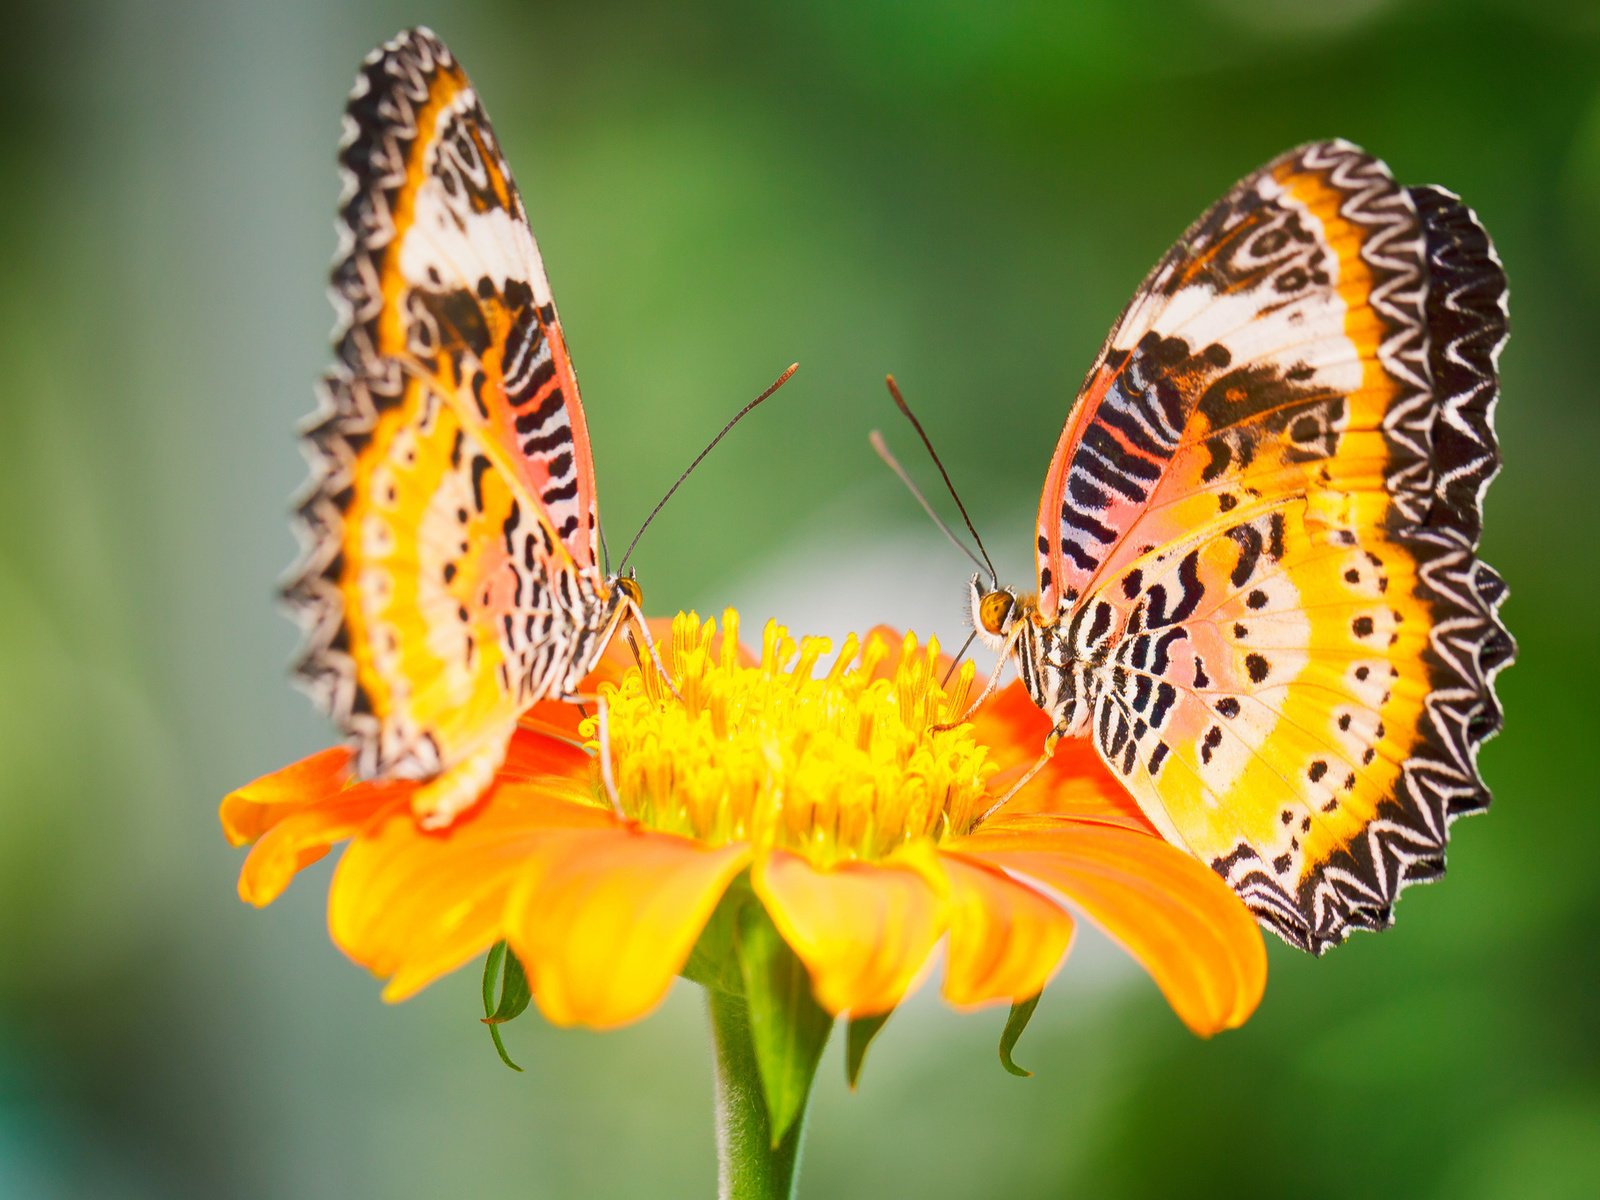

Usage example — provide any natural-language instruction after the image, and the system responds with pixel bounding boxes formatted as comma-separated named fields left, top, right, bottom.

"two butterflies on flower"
left=224, top=27, right=1511, bottom=1068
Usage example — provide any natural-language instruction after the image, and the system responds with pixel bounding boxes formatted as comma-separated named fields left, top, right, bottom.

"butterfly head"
left=969, top=574, right=1033, bottom=652
left=611, top=573, right=644, bottom=611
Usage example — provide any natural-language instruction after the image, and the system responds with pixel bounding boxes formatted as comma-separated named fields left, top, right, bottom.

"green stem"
left=707, top=988, right=812, bottom=1200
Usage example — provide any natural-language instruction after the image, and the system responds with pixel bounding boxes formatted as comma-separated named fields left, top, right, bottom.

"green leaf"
left=735, top=902, right=833, bottom=1146
left=845, top=1011, right=891, bottom=1090
left=999, top=992, right=1042, bottom=1078
left=480, top=941, right=532, bottom=1072
left=485, top=942, right=532, bottom=1024
left=482, top=941, right=506, bottom=1018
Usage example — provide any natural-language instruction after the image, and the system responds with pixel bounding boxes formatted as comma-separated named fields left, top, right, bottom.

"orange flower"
left=222, top=611, right=1265, bottom=1036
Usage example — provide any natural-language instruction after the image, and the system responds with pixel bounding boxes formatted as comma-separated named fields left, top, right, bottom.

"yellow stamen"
left=582, top=609, right=996, bottom=866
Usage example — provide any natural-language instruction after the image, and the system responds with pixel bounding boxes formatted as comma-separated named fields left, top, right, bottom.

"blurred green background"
left=4, top=0, right=1598, bottom=1196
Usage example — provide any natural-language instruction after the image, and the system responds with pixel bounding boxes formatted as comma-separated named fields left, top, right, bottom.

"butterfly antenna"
left=882, top=375, right=1000, bottom=583
left=615, top=363, right=799, bottom=575
left=942, top=629, right=978, bottom=687
left=870, top=430, right=991, bottom=578
left=599, top=527, right=612, bottom=577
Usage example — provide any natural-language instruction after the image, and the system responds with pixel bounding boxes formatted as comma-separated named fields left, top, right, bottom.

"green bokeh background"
left=4, top=1, right=1598, bottom=1196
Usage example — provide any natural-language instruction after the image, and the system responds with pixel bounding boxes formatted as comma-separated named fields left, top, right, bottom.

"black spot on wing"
left=470, top=454, right=492, bottom=512
left=1228, top=524, right=1263, bottom=589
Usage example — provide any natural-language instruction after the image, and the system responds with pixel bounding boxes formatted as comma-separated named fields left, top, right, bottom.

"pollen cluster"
left=587, top=610, right=997, bottom=865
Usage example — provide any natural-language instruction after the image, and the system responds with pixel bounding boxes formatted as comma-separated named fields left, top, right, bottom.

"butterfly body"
left=971, top=582, right=1103, bottom=743
left=286, top=28, right=644, bottom=827
left=976, top=141, right=1511, bottom=952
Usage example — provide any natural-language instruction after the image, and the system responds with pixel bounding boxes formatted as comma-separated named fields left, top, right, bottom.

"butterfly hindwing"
left=1032, top=141, right=1510, bottom=950
left=285, top=28, right=616, bottom=825
left=1089, top=500, right=1472, bottom=949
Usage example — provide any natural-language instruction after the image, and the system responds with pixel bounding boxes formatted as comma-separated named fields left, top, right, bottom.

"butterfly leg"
left=621, top=600, right=684, bottom=703
left=553, top=691, right=602, bottom=706
left=975, top=731, right=1062, bottom=826
left=932, top=621, right=1028, bottom=733
left=596, top=694, right=625, bottom=818
left=514, top=712, right=592, bottom=752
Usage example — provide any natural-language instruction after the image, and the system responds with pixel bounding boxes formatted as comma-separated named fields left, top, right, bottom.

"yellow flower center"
left=585, top=609, right=997, bottom=866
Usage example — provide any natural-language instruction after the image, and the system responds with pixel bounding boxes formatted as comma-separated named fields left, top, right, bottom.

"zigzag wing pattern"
left=1266, top=186, right=1512, bottom=948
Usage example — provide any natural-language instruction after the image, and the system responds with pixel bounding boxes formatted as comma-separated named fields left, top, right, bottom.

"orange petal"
left=223, top=728, right=595, bottom=905
left=752, top=850, right=947, bottom=1017
left=974, top=684, right=1152, bottom=829
left=329, top=778, right=612, bottom=1001
left=953, top=817, right=1266, bottom=1034
left=504, top=827, right=749, bottom=1029
left=498, top=726, right=592, bottom=780
left=970, top=676, right=1050, bottom=759
left=938, top=852, right=1075, bottom=1009
left=221, top=746, right=359, bottom=845
left=236, top=789, right=406, bottom=908
left=223, top=748, right=413, bottom=906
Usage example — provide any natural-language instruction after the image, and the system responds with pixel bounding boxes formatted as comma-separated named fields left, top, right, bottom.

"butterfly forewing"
left=1028, top=141, right=1510, bottom=951
left=285, top=28, right=616, bottom=826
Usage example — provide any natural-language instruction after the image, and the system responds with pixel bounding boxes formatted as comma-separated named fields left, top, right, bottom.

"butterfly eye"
left=616, top=577, right=644, bottom=607
left=978, top=591, right=1016, bottom=636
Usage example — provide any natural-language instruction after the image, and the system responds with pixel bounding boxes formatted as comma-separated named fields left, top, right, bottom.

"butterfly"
left=284, top=28, right=650, bottom=828
left=967, top=140, right=1512, bottom=952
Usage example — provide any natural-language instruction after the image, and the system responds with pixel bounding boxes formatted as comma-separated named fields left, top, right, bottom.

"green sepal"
left=845, top=1011, right=891, bottom=1090
left=999, top=992, right=1042, bottom=1078
left=735, top=900, right=833, bottom=1146
left=681, top=877, right=750, bottom=996
left=480, top=940, right=532, bottom=1072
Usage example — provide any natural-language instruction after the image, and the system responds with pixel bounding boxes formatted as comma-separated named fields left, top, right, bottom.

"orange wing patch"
left=337, top=373, right=537, bottom=772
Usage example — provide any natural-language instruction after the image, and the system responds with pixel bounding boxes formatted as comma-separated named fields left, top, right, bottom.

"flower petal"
left=937, top=852, right=1075, bottom=1009
left=504, top=827, right=750, bottom=1028
left=223, top=748, right=413, bottom=906
left=237, top=790, right=405, bottom=908
left=953, top=817, right=1266, bottom=1034
left=330, top=778, right=610, bottom=1002
left=752, top=850, right=947, bottom=1017
left=220, top=747, right=358, bottom=845
left=497, top=726, right=593, bottom=780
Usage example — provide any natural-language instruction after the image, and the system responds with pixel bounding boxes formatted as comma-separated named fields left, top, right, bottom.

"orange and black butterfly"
left=963, top=141, right=1511, bottom=952
left=284, top=29, right=649, bottom=828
